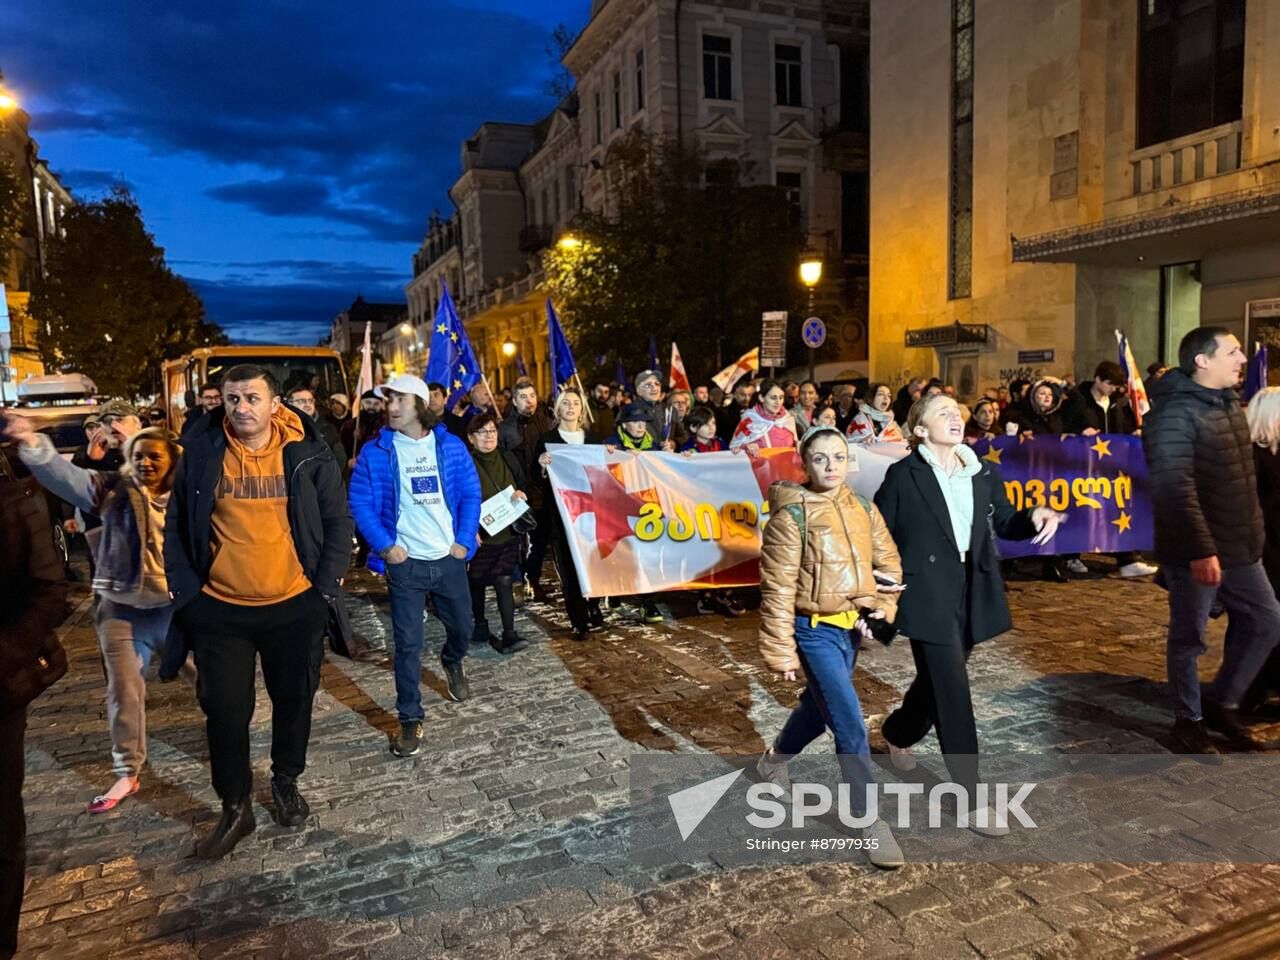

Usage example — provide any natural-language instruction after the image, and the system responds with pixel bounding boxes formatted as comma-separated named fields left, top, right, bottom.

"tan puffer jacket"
left=758, top=481, right=903, bottom=673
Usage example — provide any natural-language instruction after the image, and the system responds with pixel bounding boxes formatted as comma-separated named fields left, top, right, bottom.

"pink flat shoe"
left=88, top=779, right=140, bottom=814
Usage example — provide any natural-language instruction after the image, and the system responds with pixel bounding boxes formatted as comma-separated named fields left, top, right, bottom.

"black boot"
left=1203, top=699, right=1280, bottom=750
left=1170, top=718, right=1223, bottom=765
left=500, top=632, right=529, bottom=653
left=1041, top=559, right=1067, bottom=583
left=271, top=776, right=310, bottom=827
left=195, top=800, right=256, bottom=859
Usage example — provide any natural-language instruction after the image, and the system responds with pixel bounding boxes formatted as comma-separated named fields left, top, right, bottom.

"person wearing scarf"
left=846, top=383, right=905, bottom=445
left=730, top=379, right=798, bottom=453
left=466, top=413, right=529, bottom=654
left=611, top=402, right=660, bottom=451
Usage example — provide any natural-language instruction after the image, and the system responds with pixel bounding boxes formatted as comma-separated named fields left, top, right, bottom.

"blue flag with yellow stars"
left=425, top=282, right=481, bottom=408
left=968, top=434, right=1153, bottom=558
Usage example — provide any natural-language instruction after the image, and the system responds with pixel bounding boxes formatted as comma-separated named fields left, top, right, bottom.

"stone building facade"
left=0, top=100, right=71, bottom=390
left=870, top=0, right=1279, bottom=398
left=406, top=0, right=872, bottom=396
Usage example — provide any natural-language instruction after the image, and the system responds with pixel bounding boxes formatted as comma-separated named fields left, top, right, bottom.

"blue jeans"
left=386, top=556, right=473, bottom=723
left=774, top=617, right=875, bottom=812
left=1166, top=560, right=1280, bottom=720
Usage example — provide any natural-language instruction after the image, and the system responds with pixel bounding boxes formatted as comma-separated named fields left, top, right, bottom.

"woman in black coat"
left=535, top=388, right=604, bottom=641
left=874, top=394, right=1064, bottom=832
left=1242, top=389, right=1280, bottom=713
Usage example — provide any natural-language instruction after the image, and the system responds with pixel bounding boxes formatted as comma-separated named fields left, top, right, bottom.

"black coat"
left=163, top=406, right=355, bottom=610
left=1060, top=388, right=1137, bottom=435
left=1255, top=445, right=1280, bottom=592
left=0, top=478, right=69, bottom=701
left=533, top=428, right=598, bottom=538
left=499, top=407, right=553, bottom=506
left=874, top=449, right=1037, bottom=647
left=1141, top=370, right=1262, bottom=568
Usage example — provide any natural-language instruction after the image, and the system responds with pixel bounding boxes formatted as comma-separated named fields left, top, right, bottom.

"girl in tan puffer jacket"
left=756, top=425, right=907, bottom=868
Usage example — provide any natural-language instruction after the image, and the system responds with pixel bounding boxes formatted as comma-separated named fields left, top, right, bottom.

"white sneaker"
left=755, top=748, right=791, bottom=796
left=888, top=744, right=917, bottom=771
left=863, top=817, right=905, bottom=869
left=1065, top=558, right=1089, bottom=575
left=963, top=805, right=1010, bottom=837
left=1118, top=561, right=1158, bottom=578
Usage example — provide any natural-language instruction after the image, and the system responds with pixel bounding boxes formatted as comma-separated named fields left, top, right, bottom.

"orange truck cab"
left=163, top=346, right=349, bottom=428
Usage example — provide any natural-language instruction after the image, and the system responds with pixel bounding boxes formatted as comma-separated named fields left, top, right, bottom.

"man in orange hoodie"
left=165, top=364, right=353, bottom=860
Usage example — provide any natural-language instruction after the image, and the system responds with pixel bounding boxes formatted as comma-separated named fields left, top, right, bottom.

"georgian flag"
left=1115, top=329, right=1150, bottom=425
left=669, top=341, right=691, bottom=391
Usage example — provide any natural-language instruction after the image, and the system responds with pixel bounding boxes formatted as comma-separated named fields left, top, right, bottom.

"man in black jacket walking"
left=0, top=471, right=69, bottom=960
left=499, top=378, right=553, bottom=598
left=1143, top=328, right=1280, bottom=758
left=165, top=364, right=353, bottom=859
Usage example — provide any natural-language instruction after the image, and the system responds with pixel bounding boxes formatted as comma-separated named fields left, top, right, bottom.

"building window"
left=593, top=90, right=603, bottom=145
left=565, top=166, right=577, bottom=211
left=839, top=46, right=870, bottom=132
left=775, top=43, right=803, bottom=107
left=948, top=0, right=974, bottom=300
left=703, top=34, right=733, bottom=101
left=776, top=171, right=804, bottom=227
left=635, top=48, right=646, bottom=112
left=612, top=71, right=623, bottom=129
left=1138, top=0, right=1245, bottom=148
left=553, top=180, right=561, bottom=223
left=841, top=171, right=869, bottom=256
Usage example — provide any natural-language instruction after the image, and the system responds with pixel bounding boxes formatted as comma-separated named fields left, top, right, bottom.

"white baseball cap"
left=374, top=374, right=431, bottom=404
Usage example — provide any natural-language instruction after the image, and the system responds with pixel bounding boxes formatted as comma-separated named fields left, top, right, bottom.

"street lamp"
left=799, top=250, right=824, bottom=384
left=501, top=338, right=517, bottom=358
left=0, top=93, right=16, bottom=112
left=399, top=322, right=412, bottom=336
left=557, top=234, right=582, bottom=252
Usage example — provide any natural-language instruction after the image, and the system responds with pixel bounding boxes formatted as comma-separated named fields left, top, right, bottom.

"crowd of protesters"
left=2, top=325, right=1280, bottom=948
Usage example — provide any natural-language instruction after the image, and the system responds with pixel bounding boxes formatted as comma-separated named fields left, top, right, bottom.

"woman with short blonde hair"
left=1247, top=387, right=1280, bottom=455
left=1242, top=388, right=1280, bottom=712
left=552, top=387, right=588, bottom=432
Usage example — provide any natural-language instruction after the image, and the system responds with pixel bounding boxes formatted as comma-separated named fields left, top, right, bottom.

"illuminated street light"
left=501, top=338, right=517, bottom=358
left=557, top=234, right=582, bottom=251
left=799, top=250, right=823, bottom=288
left=0, top=91, right=17, bottom=111
left=399, top=322, right=412, bottom=336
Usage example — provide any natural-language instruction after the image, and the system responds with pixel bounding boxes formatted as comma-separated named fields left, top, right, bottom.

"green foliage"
left=28, top=186, right=227, bottom=398
left=544, top=133, right=806, bottom=386
left=0, top=152, right=24, bottom=281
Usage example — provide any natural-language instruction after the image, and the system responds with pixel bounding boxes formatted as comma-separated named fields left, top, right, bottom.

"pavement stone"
left=12, top=564, right=1280, bottom=958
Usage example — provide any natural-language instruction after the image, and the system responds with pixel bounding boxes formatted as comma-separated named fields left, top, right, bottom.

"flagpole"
left=572, top=372, right=595, bottom=424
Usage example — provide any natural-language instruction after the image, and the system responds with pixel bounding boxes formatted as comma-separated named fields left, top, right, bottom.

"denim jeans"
left=774, top=617, right=875, bottom=813
left=1165, top=560, right=1280, bottom=720
left=95, top=598, right=174, bottom=778
left=386, top=556, right=473, bottom=723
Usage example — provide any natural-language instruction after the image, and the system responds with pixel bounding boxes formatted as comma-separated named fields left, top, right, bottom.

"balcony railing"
left=1129, top=121, right=1243, bottom=196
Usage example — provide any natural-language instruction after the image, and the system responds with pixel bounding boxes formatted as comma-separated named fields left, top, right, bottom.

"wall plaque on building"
left=1051, top=131, right=1078, bottom=201
left=760, top=311, right=788, bottom=368
left=1017, top=349, right=1055, bottom=364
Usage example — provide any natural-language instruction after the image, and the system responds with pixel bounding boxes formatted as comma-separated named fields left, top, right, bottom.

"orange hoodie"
left=203, top=405, right=312, bottom=606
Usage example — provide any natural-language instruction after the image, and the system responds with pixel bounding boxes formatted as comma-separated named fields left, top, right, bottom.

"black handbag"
left=512, top=510, right=538, bottom=535
left=0, top=633, right=68, bottom=709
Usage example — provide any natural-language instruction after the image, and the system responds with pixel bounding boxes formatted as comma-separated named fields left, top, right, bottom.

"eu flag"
left=425, top=282, right=482, bottom=407
left=546, top=298, right=577, bottom=396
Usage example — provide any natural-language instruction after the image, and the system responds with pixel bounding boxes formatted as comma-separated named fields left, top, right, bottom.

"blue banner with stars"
left=969, top=435, right=1153, bottom=558
left=425, top=282, right=482, bottom=408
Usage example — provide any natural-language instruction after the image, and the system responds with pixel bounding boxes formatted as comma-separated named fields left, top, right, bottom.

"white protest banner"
left=544, top=441, right=910, bottom=597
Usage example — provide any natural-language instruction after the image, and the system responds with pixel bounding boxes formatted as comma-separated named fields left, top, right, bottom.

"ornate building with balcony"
left=870, top=0, right=1279, bottom=398
left=408, top=0, right=872, bottom=394
left=1, top=102, right=72, bottom=388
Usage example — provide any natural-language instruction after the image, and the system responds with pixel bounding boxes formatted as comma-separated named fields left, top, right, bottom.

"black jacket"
left=499, top=407, right=554, bottom=506
left=163, top=406, right=355, bottom=609
left=1142, top=370, right=1262, bottom=568
left=533, top=428, right=599, bottom=537
left=1060, top=388, right=1137, bottom=435
left=0, top=478, right=69, bottom=687
left=874, top=450, right=1037, bottom=646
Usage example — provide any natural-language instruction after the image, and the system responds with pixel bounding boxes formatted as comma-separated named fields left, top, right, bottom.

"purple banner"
left=969, top=435, right=1153, bottom=559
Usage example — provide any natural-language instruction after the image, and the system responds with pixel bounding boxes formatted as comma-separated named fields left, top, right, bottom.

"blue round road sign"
left=802, top=316, right=826, bottom=349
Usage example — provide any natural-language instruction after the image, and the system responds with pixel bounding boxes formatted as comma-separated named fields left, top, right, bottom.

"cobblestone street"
left=15, top=561, right=1280, bottom=959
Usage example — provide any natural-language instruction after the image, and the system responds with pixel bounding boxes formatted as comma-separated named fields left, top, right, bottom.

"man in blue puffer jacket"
left=349, top=374, right=482, bottom=759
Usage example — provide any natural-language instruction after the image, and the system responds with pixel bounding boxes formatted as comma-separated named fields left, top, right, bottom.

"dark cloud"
left=188, top=267, right=406, bottom=345
left=5, top=1, right=577, bottom=242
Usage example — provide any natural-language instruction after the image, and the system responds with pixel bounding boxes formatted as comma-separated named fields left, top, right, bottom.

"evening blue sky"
left=1, top=1, right=586, bottom=343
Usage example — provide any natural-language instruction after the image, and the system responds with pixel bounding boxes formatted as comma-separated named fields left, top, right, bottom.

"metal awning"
left=904, top=322, right=990, bottom=348
left=1011, top=183, right=1280, bottom=266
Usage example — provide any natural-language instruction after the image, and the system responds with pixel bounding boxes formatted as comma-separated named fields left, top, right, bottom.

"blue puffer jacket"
left=348, top=424, right=482, bottom=573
